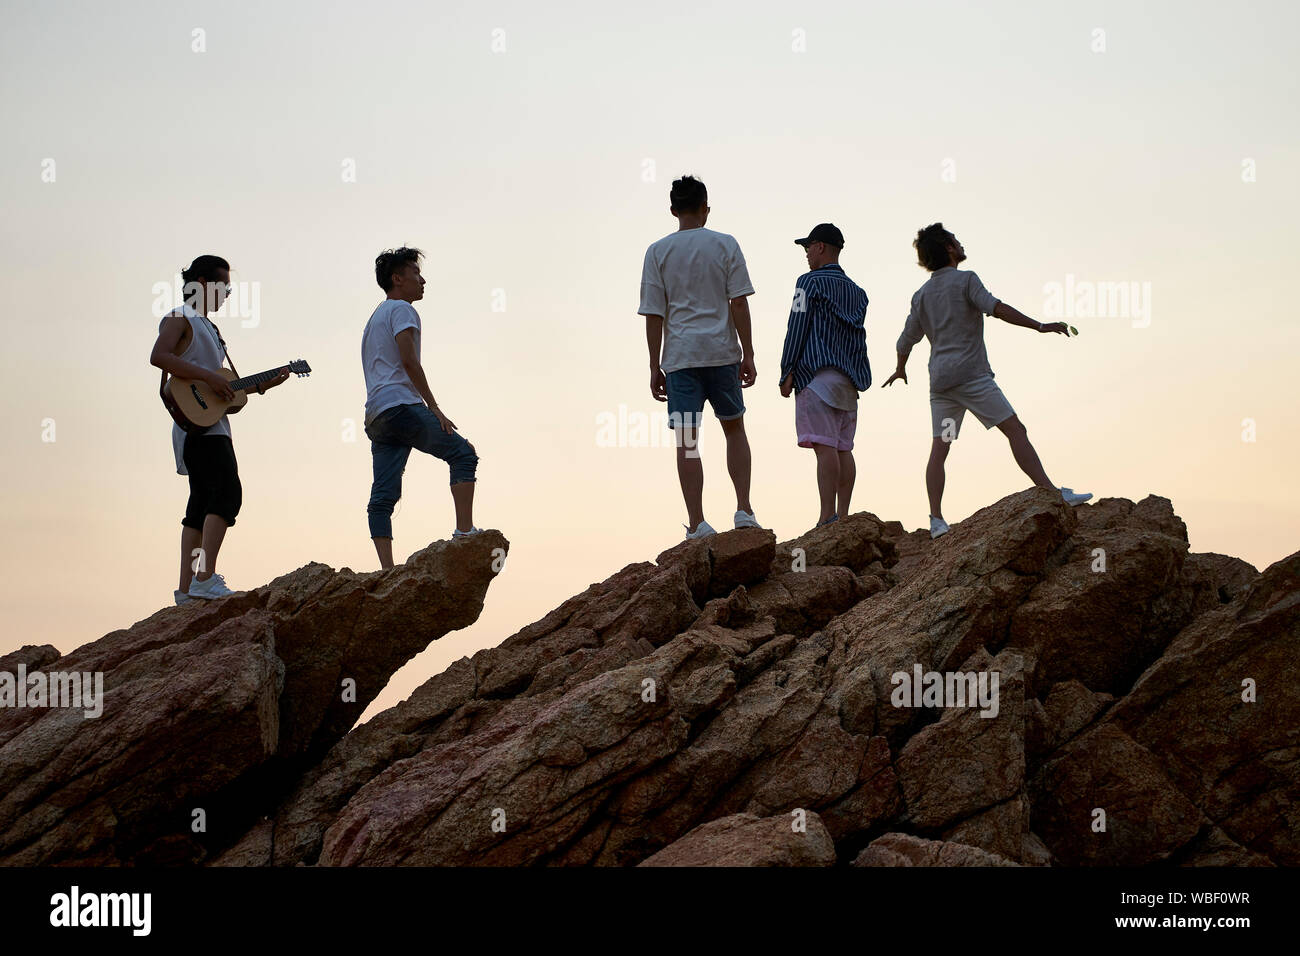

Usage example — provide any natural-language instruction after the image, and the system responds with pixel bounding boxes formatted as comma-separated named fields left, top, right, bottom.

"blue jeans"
left=365, top=403, right=478, bottom=538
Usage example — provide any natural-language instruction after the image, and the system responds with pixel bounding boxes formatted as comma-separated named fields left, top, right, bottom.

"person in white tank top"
left=149, top=255, right=289, bottom=604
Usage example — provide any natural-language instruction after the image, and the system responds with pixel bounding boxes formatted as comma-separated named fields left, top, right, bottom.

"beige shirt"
left=897, top=266, right=1001, bottom=392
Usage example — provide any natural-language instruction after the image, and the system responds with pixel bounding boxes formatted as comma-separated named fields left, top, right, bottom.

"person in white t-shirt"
left=361, top=247, right=481, bottom=569
left=638, top=175, right=760, bottom=539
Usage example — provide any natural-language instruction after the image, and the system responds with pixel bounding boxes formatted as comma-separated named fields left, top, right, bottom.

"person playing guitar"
left=149, top=255, right=289, bottom=603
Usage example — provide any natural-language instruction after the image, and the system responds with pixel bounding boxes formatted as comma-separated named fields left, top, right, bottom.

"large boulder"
left=0, top=532, right=507, bottom=865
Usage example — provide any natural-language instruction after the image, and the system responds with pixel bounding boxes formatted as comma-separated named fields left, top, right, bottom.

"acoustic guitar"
left=163, top=360, right=311, bottom=430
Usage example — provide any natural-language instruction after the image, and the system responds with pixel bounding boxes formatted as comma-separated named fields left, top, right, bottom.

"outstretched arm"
left=993, top=301, right=1068, bottom=335
left=883, top=347, right=910, bottom=387
left=885, top=304, right=924, bottom=387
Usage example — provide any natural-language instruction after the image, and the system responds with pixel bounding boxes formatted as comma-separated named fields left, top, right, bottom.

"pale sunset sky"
left=1, top=0, right=1296, bottom=720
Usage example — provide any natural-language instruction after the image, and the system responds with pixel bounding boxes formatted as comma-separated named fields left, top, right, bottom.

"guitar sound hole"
left=190, top=384, right=209, bottom=410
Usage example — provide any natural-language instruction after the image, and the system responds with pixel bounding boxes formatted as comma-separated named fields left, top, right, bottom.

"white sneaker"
left=453, top=526, right=484, bottom=538
left=1060, top=487, right=1093, bottom=507
left=188, top=573, right=234, bottom=600
left=685, top=520, right=716, bottom=540
left=733, top=510, right=761, bottom=530
left=930, top=516, right=950, bottom=539
left=174, top=589, right=193, bottom=606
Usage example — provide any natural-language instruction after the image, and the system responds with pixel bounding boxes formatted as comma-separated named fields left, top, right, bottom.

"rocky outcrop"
left=0, top=532, right=508, bottom=865
left=215, top=488, right=1297, bottom=867
left=4, top=487, right=1296, bottom=867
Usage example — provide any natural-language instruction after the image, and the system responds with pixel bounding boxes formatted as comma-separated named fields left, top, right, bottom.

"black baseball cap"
left=794, top=223, right=845, bottom=248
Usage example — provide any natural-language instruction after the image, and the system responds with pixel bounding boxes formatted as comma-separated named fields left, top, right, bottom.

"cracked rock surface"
left=4, top=486, right=1295, bottom=867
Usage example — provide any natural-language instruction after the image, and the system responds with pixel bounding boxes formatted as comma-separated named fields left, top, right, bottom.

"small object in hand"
left=1068, top=325, right=1078, bottom=336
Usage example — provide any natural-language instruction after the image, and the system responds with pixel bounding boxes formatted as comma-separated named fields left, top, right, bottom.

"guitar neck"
left=229, top=367, right=286, bottom=392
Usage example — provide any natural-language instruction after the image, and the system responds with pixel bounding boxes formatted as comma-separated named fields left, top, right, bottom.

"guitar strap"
left=159, top=313, right=239, bottom=433
left=206, top=316, right=239, bottom=377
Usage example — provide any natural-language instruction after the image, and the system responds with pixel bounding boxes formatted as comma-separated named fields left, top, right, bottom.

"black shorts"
left=182, top=434, right=242, bottom=529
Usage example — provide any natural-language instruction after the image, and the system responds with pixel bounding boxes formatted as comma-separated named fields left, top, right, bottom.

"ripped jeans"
left=365, top=403, right=478, bottom=538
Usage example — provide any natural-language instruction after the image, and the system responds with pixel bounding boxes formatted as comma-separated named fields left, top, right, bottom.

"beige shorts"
left=930, top=375, right=1015, bottom=439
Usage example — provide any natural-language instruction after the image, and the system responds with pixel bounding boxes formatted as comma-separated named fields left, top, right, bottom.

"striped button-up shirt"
left=779, top=264, right=871, bottom=392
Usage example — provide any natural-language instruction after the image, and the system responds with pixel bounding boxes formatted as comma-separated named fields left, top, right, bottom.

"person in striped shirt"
left=779, top=224, right=871, bottom=529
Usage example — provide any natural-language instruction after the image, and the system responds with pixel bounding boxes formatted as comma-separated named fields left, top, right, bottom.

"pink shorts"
left=795, top=388, right=857, bottom=450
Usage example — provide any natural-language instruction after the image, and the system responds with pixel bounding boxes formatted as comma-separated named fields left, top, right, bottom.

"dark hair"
left=914, top=223, right=956, bottom=271
left=375, top=247, right=424, bottom=291
left=670, top=175, right=708, bottom=214
left=181, top=254, right=230, bottom=285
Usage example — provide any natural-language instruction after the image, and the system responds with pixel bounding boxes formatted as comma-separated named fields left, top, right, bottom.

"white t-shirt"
left=638, top=227, right=754, bottom=373
left=362, top=299, right=424, bottom=423
left=808, top=366, right=858, bottom=411
left=161, top=304, right=231, bottom=476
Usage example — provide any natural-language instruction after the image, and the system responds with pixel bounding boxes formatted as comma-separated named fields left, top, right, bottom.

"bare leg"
left=179, top=526, right=202, bottom=592
left=812, top=443, right=839, bottom=523
left=373, top=537, right=395, bottom=570
left=451, top=480, right=475, bottom=533
left=719, top=415, right=753, bottom=514
left=927, top=437, right=951, bottom=519
left=675, top=423, right=706, bottom=531
left=836, top=450, right=855, bottom=518
left=193, top=514, right=229, bottom=583
left=996, top=415, right=1054, bottom=488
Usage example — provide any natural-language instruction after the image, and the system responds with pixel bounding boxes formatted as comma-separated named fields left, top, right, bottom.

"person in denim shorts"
left=638, top=175, right=760, bottom=539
